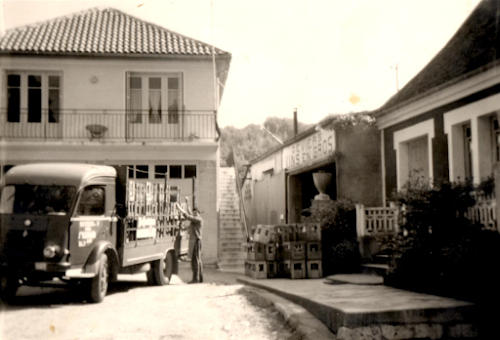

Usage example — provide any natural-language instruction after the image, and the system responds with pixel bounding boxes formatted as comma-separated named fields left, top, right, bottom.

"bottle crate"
left=280, top=241, right=305, bottom=260
left=306, top=241, right=322, bottom=260
left=246, top=242, right=265, bottom=261
left=245, top=260, right=267, bottom=279
left=306, top=223, right=321, bottom=241
left=265, top=243, right=277, bottom=261
left=266, top=261, right=278, bottom=278
left=306, top=260, right=323, bottom=279
left=282, top=260, right=306, bottom=279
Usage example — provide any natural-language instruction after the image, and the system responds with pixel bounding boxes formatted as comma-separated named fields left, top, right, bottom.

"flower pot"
left=312, top=171, right=332, bottom=200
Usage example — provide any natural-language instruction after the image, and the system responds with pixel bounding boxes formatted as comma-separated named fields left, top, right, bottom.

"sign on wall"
left=283, top=129, right=335, bottom=171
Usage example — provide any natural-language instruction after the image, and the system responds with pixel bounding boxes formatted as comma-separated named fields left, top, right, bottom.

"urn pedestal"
left=312, top=171, right=332, bottom=201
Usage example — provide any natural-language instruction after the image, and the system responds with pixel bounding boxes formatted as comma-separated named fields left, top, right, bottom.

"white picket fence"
left=355, top=204, right=399, bottom=237
left=466, top=192, right=497, bottom=231
left=356, top=192, right=497, bottom=237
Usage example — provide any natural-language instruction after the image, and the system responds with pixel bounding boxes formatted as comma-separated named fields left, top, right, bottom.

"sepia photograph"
left=0, top=0, right=497, bottom=338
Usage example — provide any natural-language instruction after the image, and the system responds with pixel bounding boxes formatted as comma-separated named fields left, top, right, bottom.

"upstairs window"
left=127, top=73, right=182, bottom=125
left=5, top=72, right=61, bottom=123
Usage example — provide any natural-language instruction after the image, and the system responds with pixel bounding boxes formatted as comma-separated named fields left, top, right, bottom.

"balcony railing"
left=0, top=109, right=218, bottom=141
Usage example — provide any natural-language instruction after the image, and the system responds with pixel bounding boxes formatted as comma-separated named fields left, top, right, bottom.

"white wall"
left=0, top=56, right=216, bottom=112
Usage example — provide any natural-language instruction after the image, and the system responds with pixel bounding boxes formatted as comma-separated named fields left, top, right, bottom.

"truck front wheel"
left=148, top=251, right=175, bottom=286
left=89, top=253, right=109, bottom=303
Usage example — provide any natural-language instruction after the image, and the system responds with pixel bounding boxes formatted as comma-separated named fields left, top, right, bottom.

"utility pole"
left=391, top=63, right=400, bottom=92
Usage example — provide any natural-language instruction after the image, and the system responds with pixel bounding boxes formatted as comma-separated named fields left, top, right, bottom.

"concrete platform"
left=237, top=276, right=477, bottom=337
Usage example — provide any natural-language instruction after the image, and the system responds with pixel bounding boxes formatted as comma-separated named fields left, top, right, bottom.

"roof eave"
left=0, top=50, right=232, bottom=60
left=375, top=58, right=500, bottom=119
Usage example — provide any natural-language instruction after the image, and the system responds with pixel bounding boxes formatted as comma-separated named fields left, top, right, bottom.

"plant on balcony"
left=380, top=170, right=500, bottom=302
left=302, top=199, right=360, bottom=275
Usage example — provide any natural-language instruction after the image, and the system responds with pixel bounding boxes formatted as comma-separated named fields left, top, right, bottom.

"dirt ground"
left=0, top=262, right=300, bottom=340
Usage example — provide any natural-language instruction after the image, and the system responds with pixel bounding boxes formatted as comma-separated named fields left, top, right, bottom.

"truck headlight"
left=43, top=246, right=58, bottom=259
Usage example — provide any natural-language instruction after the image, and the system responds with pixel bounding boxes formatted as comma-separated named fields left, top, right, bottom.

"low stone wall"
left=337, top=323, right=477, bottom=340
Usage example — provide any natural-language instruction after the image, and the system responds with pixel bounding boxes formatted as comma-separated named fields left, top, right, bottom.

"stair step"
left=219, top=253, right=246, bottom=260
left=324, top=274, right=384, bottom=285
left=361, top=264, right=389, bottom=276
left=218, top=258, right=245, bottom=265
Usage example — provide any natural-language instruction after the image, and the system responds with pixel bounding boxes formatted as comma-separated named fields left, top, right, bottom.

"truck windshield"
left=0, top=185, right=76, bottom=215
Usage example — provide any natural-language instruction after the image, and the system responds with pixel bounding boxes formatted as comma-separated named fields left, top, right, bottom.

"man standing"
left=177, top=198, right=203, bottom=283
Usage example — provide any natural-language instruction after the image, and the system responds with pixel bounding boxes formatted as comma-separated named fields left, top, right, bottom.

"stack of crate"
left=303, top=223, right=323, bottom=279
left=244, top=223, right=323, bottom=279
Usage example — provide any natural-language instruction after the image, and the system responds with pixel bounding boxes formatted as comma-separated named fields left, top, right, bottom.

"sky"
left=0, top=0, right=482, bottom=127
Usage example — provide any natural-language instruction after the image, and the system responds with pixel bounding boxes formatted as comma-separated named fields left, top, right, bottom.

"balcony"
left=0, top=109, right=218, bottom=142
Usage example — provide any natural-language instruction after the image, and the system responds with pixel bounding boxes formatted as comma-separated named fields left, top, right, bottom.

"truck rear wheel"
left=148, top=251, right=175, bottom=286
left=89, top=253, right=109, bottom=303
left=0, top=276, right=19, bottom=303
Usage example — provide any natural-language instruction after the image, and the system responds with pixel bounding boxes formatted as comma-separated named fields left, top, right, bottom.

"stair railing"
left=232, top=147, right=250, bottom=242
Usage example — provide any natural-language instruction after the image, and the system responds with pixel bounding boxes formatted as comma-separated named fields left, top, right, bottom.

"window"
left=168, top=78, right=180, bottom=124
left=492, top=117, right=500, bottom=163
left=393, top=119, right=435, bottom=190
left=184, top=165, right=197, bottom=178
left=444, top=94, right=500, bottom=184
left=1, top=185, right=76, bottom=215
left=170, top=165, right=182, bottom=179
left=77, top=187, right=104, bottom=216
left=127, top=73, right=182, bottom=125
left=6, top=72, right=61, bottom=123
left=136, top=165, right=149, bottom=179
left=128, top=165, right=149, bottom=179
left=7, top=75, right=20, bottom=122
left=155, top=165, right=169, bottom=179
left=464, top=124, right=472, bottom=180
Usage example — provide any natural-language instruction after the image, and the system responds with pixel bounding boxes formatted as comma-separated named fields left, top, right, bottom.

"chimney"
left=293, top=108, right=298, bottom=137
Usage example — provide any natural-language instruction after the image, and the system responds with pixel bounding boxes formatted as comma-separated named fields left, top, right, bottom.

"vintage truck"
left=0, top=163, right=190, bottom=302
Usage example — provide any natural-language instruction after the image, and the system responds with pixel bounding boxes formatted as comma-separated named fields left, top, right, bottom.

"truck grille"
left=2, top=229, right=47, bottom=262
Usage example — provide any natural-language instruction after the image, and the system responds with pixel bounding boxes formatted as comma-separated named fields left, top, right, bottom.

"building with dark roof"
left=0, top=7, right=231, bottom=264
left=375, top=0, right=500, bottom=202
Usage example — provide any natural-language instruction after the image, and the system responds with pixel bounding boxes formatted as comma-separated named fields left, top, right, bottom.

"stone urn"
left=312, top=171, right=332, bottom=200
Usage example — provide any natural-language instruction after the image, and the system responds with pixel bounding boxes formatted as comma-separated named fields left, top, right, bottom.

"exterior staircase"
left=218, top=167, right=247, bottom=273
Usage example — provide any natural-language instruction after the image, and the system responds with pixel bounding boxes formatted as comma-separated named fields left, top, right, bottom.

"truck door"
left=69, top=186, right=111, bottom=265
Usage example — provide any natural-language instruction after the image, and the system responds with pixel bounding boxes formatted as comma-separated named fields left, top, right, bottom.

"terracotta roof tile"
left=0, top=7, right=228, bottom=57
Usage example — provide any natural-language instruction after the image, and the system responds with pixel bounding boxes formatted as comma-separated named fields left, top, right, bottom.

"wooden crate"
left=247, top=242, right=266, bottom=261
left=281, top=241, right=305, bottom=260
left=295, top=224, right=308, bottom=241
left=265, top=243, right=277, bottom=261
left=306, top=241, right=322, bottom=260
left=277, top=261, right=290, bottom=278
left=253, top=225, right=264, bottom=243
left=266, top=261, right=278, bottom=278
left=306, top=260, right=323, bottom=279
left=283, top=260, right=306, bottom=279
left=306, top=223, right=321, bottom=241
left=282, top=224, right=296, bottom=242
left=245, top=261, right=267, bottom=279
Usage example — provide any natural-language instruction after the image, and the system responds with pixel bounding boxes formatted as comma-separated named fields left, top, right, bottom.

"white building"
left=0, top=7, right=231, bottom=264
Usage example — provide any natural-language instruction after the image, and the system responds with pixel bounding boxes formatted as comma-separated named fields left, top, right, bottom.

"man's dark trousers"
left=192, top=238, right=203, bottom=283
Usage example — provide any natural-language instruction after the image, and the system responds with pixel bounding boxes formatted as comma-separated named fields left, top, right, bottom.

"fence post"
left=495, top=163, right=500, bottom=233
left=355, top=203, right=365, bottom=238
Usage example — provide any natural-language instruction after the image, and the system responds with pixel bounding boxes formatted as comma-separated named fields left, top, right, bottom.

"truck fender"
left=83, top=241, right=119, bottom=281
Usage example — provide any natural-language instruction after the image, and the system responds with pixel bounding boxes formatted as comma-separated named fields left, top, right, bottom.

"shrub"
left=302, top=199, right=360, bottom=275
left=380, top=171, right=500, bottom=302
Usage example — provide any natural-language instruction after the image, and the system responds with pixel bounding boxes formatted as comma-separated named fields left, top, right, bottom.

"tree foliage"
left=220, top=117, right=311, bottom=169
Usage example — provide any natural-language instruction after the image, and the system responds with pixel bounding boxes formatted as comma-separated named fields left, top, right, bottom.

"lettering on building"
left=283, top=129, right=335, bottom=170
